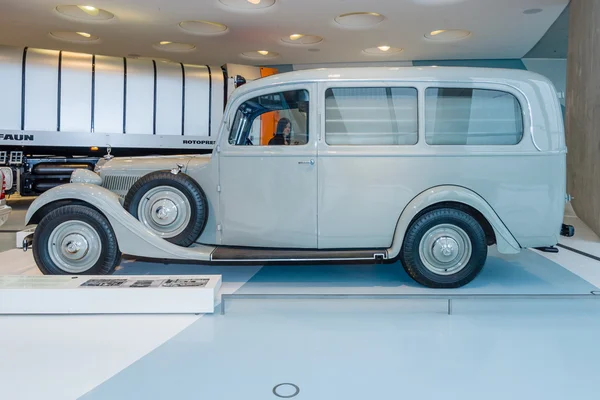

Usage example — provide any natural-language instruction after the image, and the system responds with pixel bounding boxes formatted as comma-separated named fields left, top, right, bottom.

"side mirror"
left=234, top=75, right=246, bottom=88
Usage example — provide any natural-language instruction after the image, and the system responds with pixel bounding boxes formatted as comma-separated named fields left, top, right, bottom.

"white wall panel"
left=60, top=51, right=92, bottom=133
left=24, top=48, right=59, bottom=131
left=94, top=55, right=125, bottom=134
left=0, top=45, right=23, bottom=130
left=155, top=61, right=183, bottom=135
left=125, top=58, right=154, bottom=135
left=183, top=64, right=210, bottom=137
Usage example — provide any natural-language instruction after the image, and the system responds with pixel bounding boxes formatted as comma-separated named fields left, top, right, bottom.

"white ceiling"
left=0, top=0, right=569, bottom=66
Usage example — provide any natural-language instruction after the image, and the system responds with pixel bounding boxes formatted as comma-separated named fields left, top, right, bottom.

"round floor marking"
left=273, top=383, right=300, bottom=398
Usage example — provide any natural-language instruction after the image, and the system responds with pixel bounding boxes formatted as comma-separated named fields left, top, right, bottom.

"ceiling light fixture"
left=153, top=42, right=196, bottom=52
left=362, top=46, right=403, bottom=55
left=334, top=12, right=385, bottom=28
left=49, top=31, right=100, bottom=43
left=179, top=20, right=228, bottom=35
left=240, top=50, right=279, bottom=59
left=281, top=34, right=323, bottom=45
left=77, top=5, right=99, bottom=16
left=55, top=5, right=114, bottom=21
left=219, top=0, right=274, bottom=9
left=424, top=29, right=471, bottom=41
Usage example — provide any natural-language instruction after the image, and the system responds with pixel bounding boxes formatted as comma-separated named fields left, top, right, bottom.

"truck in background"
left=0, top=45, right=264, bottom=196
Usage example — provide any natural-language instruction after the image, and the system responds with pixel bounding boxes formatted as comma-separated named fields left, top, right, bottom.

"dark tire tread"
left=400, top=208, right=487, bottom=288
left=33, top=205, right=121, bottom=275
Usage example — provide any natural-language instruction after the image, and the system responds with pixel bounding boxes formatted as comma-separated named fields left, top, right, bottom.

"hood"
left=96, top=154, right=211, bottom=177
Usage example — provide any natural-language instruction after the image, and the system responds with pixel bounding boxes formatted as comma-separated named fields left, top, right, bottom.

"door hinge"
left=217, top=184, right=221, bottom=192
left=217, top=224, right=222, bottom=231
left=216, top=145, right=221, bottom=153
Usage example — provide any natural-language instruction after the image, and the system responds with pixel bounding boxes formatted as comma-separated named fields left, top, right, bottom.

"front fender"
left=26, top=183, right=214, bottom=261
left=387, top=185, right=521, bottom=259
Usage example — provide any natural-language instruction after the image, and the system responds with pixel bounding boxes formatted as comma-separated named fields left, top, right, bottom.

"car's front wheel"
left=33, top=205, right=121, bottom=275
left=400, top=208, right=487, bottom=288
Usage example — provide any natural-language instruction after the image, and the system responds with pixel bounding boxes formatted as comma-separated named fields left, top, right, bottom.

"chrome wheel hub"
left=62, top=233, right=89, bottom=260
left=152, top=199, right=178, bottom=226
left=48, top=221, right=102, bottom=273
left=138, top=186, right=191, bottom=238
left=419, top=224, right=472, bottom=276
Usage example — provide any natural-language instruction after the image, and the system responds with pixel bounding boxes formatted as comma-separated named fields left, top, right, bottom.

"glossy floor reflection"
left=81, top=299, right=600, bottom=400
left=79, top=247, right=599, bottom=400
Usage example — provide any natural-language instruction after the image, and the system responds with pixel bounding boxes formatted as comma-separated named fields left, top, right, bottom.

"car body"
left=0, top=168, right=11, bottom=227
left=24, top=66, right=571, bottom=288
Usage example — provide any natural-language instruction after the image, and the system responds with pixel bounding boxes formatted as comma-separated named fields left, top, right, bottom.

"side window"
left=425, top=88, right=524, bottom=145
left=324, top=87, right=418, bottom=145
left=228, top=89, right=309, bottom=146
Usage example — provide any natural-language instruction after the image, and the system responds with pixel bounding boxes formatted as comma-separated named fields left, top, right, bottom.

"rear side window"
left=325, top=87, right=418, bottom=145
left=425, top=88, right=523, bottom=145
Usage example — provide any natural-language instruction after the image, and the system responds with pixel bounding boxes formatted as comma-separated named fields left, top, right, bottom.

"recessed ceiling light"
left=218, top=0, right=276, bottom=10
left=49, top=31, right=100, bottom=43
left=179, top=20, right=228, bottom=35
left=523, top=8, right=543, bottom=14
left=334, top=12, right=385, bottom=28
left=281, top=34, right=323, bottom=45
left=424, top=29, right=471, bottom=41
left=363, top=46, right=403, bottom=55
left=240, top=50, right=279, bottom=59
left=153, top=42, right=196, bottom=52
left=77, top=5, right=99, bottom=16
left=55, top=5, right=114, bottom=21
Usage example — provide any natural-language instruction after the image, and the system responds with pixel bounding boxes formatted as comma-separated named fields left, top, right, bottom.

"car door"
left=218, top=84, right=318, bottom=248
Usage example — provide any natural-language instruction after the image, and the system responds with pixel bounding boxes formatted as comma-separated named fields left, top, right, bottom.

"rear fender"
left=26, top=183, right=214, bottom=261
left=388, top=185, right=521, bottom=258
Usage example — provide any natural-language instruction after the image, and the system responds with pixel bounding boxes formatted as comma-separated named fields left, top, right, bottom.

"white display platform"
left=0, top=275, right=222, bottom=314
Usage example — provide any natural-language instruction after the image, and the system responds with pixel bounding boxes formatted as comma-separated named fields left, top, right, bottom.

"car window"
left=228, top=89, right=309, bottom=146
left=425, top=88, right=524, bottom=145
left=324, top=87, right=418, bottom=145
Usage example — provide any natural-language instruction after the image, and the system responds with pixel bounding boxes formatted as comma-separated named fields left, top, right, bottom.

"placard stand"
left=0, top=275, right=222, bottom=314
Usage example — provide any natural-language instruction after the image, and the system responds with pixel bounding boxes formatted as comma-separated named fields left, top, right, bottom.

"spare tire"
left=123, top=171, right=208, bottom=247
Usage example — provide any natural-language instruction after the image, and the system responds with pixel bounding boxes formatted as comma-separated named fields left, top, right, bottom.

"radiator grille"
left=101, top=175, right=140, bottom=197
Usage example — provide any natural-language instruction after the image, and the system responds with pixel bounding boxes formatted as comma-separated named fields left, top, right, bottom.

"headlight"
left=71, top=169, right=102, bottom=185
left=94, top=158, right=109, bottom=173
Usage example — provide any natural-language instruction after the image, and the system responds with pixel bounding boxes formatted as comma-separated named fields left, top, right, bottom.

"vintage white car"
left=24, top=67, right=572, bottom=288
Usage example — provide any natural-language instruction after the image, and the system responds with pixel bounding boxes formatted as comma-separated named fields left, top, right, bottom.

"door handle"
left=298, top=159, right=315, bottom=165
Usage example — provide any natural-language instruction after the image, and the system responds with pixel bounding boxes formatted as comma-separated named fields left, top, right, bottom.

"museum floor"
left=0, top=201, right=599, bottom=399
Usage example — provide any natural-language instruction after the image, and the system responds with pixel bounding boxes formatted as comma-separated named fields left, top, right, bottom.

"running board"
left=211, top=247, right=388, bottom=262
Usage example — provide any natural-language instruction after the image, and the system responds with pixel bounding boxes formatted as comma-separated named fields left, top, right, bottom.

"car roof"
left=233, top=66, right=552, bottom=96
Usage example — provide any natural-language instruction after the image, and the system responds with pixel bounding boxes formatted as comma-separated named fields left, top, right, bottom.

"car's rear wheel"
left=400, top=208, right=487, bottom=288
left=124, top=171, right=208, bottom=247
left=33, top=205, right=121, bottom=275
